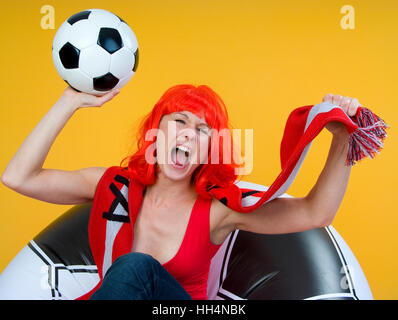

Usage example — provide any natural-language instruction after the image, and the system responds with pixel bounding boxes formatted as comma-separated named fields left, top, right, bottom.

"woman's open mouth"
left=170, top=145, right=191, bottom=170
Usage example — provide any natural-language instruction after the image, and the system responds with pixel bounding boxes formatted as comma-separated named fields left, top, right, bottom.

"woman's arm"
left=1, top=86, right=119, bottom=204
left=305, top=130, right=350, bottom=226
left=220, top=94, right=360, bottom=235
left=225, top=132, right=350, bottom=235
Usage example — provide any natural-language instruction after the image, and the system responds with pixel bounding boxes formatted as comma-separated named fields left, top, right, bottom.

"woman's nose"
left=178, top=127, right=196, bottom=142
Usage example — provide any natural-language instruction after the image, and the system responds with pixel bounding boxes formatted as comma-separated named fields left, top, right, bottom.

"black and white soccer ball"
left=52, top=9, right=139, bottom=95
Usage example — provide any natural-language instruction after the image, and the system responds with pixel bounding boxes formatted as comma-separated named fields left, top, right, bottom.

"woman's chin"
left=159, top=162, right=195, bottom=181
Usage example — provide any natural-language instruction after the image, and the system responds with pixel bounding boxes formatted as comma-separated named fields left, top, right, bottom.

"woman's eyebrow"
left=198, top=122, right=210, bottom=129
left=175, top=112, right=188, bottom=118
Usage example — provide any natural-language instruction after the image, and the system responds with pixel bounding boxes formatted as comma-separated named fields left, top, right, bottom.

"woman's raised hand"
left=322, top=93, right=360, bottom=117
left=322, top=93, right=361, bottom=136
left=60, top=86, right=120, bottom=109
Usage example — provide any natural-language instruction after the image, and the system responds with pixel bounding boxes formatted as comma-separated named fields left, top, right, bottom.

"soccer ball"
left=52, top=9, right=139, bottom=95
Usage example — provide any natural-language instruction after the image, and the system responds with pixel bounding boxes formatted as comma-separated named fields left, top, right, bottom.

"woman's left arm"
left=224, top=94, right=360, bottom=235
left=305, top=129, right=350, bottom=227
left=305, top=93, right=361, bottom=226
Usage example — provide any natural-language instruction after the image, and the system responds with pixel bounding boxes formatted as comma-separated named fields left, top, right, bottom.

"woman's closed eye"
left=175, top=118, right=210, bottom=135
left=198, top=127, right=210, bottom=135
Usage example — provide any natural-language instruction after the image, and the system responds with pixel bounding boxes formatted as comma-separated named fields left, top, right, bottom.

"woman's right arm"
left=1, top=86, right=120, bottom=204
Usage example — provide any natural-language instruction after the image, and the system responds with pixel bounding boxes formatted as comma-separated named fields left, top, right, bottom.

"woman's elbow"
left=1, top=172, right=22, bottom=190
left=316, top=212, right=335, bottom=228
left=305, top=199, right=335, bottom=229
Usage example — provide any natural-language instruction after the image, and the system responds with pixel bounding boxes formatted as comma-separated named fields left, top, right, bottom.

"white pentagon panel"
left=109, top=47, right=135, bottom=79
left=68, top=19, right=100, bottom=49
left=115, top=70, right=134, bottom=90
left=52, top=21, right=72, bottom=52
left=52, top=49, right=67, bottom=80
left=79, top=45, right=111, bottom=78
left=88, top=9, right=121, bottom=29
left=118, top=22, right=138, bottom=51
left=64, top=69, right=93, bottom=93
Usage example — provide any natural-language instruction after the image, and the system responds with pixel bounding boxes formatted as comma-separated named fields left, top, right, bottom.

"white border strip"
left=304, top=293, right=356, bottom=300
left=324, top=227, right=355, bottom=296
left=221, top=231, right=239, bottom=283
left=218, top=287, right=247, bottom=300
left=29, top=240, right=53, bottom=265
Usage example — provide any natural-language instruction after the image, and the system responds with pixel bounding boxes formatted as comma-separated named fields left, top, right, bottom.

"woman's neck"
left=144, top=172, right=196, bottom=208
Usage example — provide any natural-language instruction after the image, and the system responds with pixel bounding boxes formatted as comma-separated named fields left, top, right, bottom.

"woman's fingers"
left=79, top=89, right=120, bottom=107
left=322, top=93, right=360, bottom=117
left=93, top=89, right=120, bottom=106
left=332, top=94, right=343, bottom=106
left=347, top=97, right=360, bottom=116
left=340, top=96, right=352, bottom=109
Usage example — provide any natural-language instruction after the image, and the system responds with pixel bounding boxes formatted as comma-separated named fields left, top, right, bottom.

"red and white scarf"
left=207, top=101, right=389, bottom=213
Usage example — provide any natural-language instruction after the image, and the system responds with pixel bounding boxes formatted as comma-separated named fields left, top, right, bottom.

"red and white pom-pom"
left=347, top=107, right=389, bottom=166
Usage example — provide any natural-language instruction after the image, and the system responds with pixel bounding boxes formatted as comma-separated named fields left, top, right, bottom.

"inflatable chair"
left=0, top=181, right=373, bottom=300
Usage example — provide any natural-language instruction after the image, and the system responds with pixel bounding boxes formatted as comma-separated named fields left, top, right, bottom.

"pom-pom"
left=347, top=107, right=389, bottom=166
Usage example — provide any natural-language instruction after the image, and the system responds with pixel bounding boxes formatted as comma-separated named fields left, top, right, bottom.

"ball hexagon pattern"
left=52, top=9, right=139, bottom=95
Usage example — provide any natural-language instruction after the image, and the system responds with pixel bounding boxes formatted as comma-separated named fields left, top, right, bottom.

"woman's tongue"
left=172, top=148, right=188, bottom=167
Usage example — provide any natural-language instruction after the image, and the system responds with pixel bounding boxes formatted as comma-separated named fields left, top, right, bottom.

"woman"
left=1, top=84, right=360, bottom=300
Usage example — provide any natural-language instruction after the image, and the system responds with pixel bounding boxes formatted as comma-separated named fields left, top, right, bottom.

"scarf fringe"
left=347, top=107, right=389, bottom=166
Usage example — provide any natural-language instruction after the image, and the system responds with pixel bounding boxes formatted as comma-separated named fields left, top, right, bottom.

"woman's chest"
left=130, top=197, right=230, bottom=265
left=130, top=201, right=194, bottom=265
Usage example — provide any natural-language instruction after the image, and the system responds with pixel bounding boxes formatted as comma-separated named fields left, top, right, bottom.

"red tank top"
left=159, top=194, right=221, bottom=299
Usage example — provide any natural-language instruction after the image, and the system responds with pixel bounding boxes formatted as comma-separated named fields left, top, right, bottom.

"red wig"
left=120, top=84, right=244, bottom=199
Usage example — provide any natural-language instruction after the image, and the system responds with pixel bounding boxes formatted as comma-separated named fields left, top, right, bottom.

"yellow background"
left=0, top=0, right=396, bottom=299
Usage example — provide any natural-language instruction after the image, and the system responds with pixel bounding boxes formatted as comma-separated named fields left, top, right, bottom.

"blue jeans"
left=90, top=252, right=192, bottom=300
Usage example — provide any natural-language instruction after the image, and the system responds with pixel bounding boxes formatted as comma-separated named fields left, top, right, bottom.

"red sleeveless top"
left=78, top=166, right=221, bottom=300
left=160, top=193, right=221, bottom=299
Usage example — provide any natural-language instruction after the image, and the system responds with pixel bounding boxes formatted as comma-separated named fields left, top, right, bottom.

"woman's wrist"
left=56, top=94, right=81, bottom=114
left=332, top=127, right=350, bottom=141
